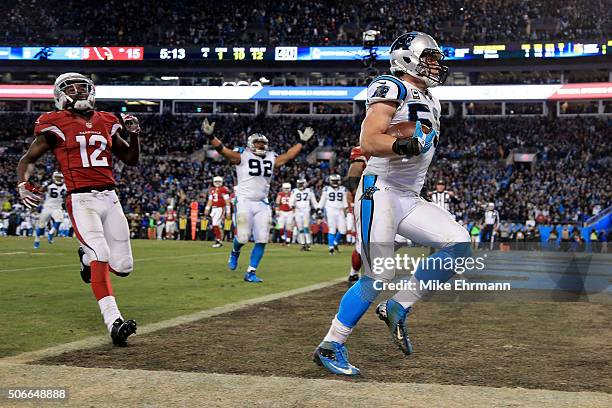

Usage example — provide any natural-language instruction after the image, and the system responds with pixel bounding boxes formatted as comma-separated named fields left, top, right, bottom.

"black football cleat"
left=110, top=318, right=137, bottom=347
left=348, top=274, right=360, bottom=287
left=78, top=247, right=91, bottom=283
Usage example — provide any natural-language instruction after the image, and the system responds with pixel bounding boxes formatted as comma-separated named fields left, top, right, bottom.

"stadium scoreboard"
left=0, top=41, right=608, bottom=62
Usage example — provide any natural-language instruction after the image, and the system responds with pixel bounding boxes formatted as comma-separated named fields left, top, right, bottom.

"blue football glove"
left=412, top=121, right=438, bottom=154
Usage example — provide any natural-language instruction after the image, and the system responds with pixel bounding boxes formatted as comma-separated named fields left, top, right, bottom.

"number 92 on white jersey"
left=233, top=148, right=277, bottom=202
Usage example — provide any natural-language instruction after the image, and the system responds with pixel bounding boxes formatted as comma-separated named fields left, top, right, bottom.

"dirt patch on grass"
left=38, top=285, right=612, bottom=393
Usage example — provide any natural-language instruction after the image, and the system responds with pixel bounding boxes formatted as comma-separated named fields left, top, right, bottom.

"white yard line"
left=0, top=251, right=26, bottom=255
left=0, top=248, right=286, bottom=273
left=0, top=277, right=343, bottom=364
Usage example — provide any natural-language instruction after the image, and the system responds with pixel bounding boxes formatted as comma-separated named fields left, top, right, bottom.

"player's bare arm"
left=112, top=114, right=141, bottom=166
left=17, top=134, right=53, bottom=183
left=275, top=127, right=314, bottom=168
left=361, top=99, right=436, bottom=159
left=201, top=118, right=241, bottom=164
left=346, top=160, right=365, bottom=194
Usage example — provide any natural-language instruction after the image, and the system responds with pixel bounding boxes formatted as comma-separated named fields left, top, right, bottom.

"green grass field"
left=0, top=237, right=349, bottom=357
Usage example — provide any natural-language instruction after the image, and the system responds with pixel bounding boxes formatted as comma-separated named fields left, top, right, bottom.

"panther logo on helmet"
left=53, top=72, right=96, bottom=111
left=247, top=133, right=269, bottom=157
left=389, top=32, right=449, bottom=88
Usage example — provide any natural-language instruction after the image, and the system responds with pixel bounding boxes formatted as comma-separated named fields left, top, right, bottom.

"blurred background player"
left=165, top=204, right=177, bottom=240
left=204, top=176, right=231, bottom=248
left=16, top=72, right=141, bottom=346
left=18, top=209, right=36, bottom=237
left=201, top=118, right=314, bottom=282
left=318, top=174, right=348, bottom=255
left=291, top=178, right=318, bottom=251
left=33, top=171, right=66, bottom=248
left=276, top=182, right=294, bottom=246
left=314, top=32, right=471, bottom=376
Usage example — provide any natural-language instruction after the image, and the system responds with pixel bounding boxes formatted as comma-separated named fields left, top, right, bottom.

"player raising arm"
left=17, top=72, right=141, bottom=347
left=201, top=118, right=314, bottom=282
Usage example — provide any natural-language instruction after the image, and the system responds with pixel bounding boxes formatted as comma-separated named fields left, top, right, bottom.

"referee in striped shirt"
left=429, top=180, right=458, bottom=214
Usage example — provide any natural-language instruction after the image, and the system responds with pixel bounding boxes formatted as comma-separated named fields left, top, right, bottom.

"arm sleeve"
left=366, top=75, right=408, bottom=106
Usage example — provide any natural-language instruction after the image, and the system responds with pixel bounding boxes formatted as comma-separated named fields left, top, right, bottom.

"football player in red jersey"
left=276, top=182, right=294, bottom=245
left=346, top=145, right=370, bottom=287
left=16, top=72, right=140, bottom=347
left=204, top=176, right=231, bottom=248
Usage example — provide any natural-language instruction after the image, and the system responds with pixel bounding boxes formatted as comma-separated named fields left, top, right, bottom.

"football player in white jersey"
left=201, top=119, right=314, bottom=282
left=34, top=171, right=67, bottom=248
left=317, top=174, right=348, bottom=254
left=290, top=179, right=318, bottom=251
left=314, top=32, right=471, bottom=376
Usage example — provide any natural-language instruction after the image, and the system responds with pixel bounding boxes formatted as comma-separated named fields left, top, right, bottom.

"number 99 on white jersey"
left=234, top=148, right=277, bottom=201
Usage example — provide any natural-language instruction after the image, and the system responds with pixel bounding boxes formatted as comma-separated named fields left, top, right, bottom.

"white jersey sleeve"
left=366, top=75, right=409, bottom=108
left=234, top=148, right=277, bottom=202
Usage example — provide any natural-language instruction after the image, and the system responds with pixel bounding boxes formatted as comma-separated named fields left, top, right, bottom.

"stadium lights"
left=161, top=76, right=179, bottom=81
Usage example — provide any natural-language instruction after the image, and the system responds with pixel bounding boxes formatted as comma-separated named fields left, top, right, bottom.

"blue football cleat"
left=228, top=250, right=240, bottom=271
left=48, top=234, right=54, bottom=244
left=376, top=299, right=413, bottom=355
left=33, top=241, right=40, bottom=249
left=243, top=271, right=263, bottom=283
left=313, top=341, right=360, bottom=376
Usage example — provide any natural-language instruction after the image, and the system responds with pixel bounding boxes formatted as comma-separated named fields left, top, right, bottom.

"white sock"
left=391, top=274, right=426, bottom=309
left=247, top=266, right=256, bottom=273
left=98, top=296, right=123, bottom=332
left=323, top=315, right=353, bottom=344
left=349, top=268, right=359, bottom=277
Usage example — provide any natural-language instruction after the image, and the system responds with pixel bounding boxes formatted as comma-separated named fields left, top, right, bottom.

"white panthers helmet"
left=330, top=174, right=341, bottom=187
left=389, top=32, right=448, bottom=88
left=297, top=179, right=306, bottom=190
left=282, top=182, right=291, bottom=193
left=247, top=133, right=269, bottom=157
left=53, top=72, right=95, bottom=111
left=52, top=171, right=64, bottom=185
left=213, top=176, right=223, bottom=187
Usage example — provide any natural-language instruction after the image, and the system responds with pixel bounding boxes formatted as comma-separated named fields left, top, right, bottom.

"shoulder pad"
left=367, top=75, right=408, bottom=105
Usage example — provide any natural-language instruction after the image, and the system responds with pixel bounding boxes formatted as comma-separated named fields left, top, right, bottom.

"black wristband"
left=392, top=138, right=420, bottom=157
left=214, top=143, right=224, bottom=153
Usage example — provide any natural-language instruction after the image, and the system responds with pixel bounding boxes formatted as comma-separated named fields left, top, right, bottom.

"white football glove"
left=298, top=127, right=314, bottom=142
left=201, top=118, right=215, bottom=137
left=120, top=113, right=141, bottom=134
left=18, top=182, right=43, bottom=210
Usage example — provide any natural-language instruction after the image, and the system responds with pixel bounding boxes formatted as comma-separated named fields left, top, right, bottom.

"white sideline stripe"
left=0, top=277, right=343, bottom=364
left=1, top=364, right=611, bottom=408
left=0, top=251, right=26, bottom=255
left=0, top=249, right=282, bottom=273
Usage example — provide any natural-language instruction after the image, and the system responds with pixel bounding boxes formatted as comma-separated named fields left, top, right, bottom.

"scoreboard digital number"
left=158, top=47, right=270, bottom=61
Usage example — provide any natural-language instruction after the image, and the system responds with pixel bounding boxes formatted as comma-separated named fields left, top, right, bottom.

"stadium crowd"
left=4, top=0, right=608, bottom=46
left=1, top=113, right=610, bottom=243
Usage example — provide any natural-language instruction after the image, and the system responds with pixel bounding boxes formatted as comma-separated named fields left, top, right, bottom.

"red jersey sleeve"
left=34, top=112, right=66, bottom=145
